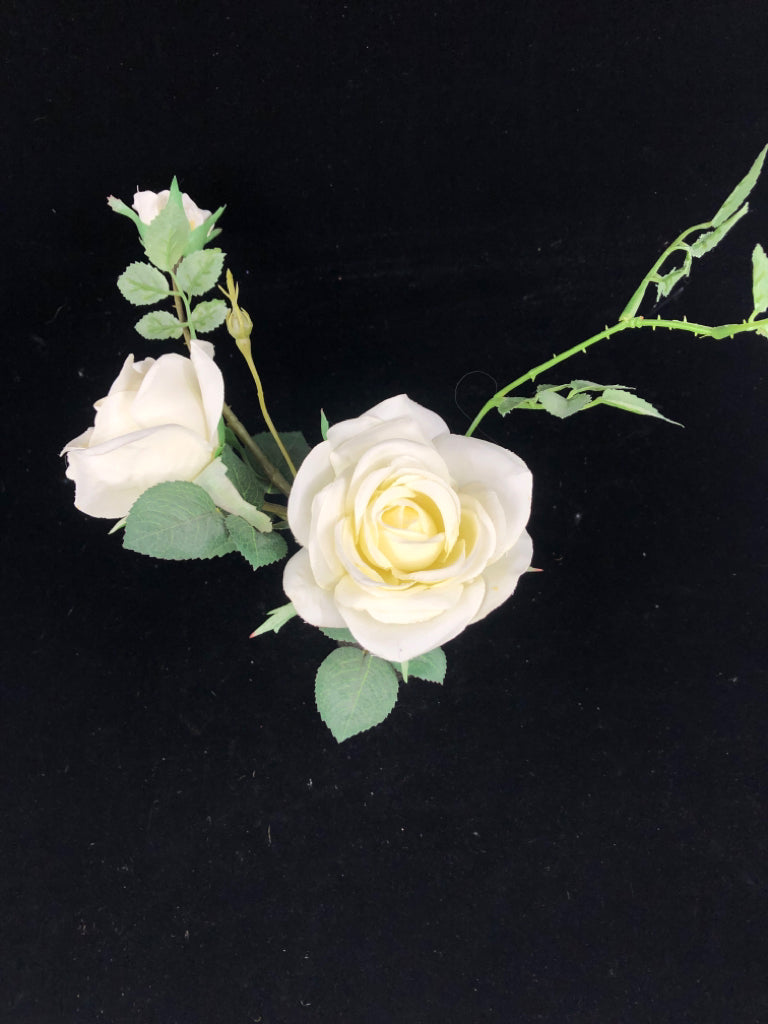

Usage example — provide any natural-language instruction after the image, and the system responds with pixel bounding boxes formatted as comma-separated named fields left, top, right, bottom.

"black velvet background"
left=3, top=2, right=768, bottom=1022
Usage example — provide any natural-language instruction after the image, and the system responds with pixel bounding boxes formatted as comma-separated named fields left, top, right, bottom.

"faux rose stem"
left=170, top=270, right=292, bottom=497
left=221, top=401, right=292, bottom=497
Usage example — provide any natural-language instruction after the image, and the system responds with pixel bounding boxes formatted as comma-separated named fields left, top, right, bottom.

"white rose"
left=283, top=394, right=533, bottom=662
left=61, top=341, right=224, bottom=519
left=132, top=188, right=211, bottom=230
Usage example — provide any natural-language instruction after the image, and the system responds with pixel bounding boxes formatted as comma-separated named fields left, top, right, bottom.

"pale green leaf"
left=183, top=205, right=226, bottom=258
left=250, top=602, right=297, bottom=638
left=395, top=647, right=446, bottom=684
left=123, top=481, right=235, bottom=559
left=320, top=408, right=330, bottom=441
left=654, top=259, right=691, bottom=302
left=751, top=243, right=768, bottom=316
left=188, top=298, right=227, bottom=334
left=175, top=249, right=225, bottom=296
left=596, top=388, right=681, bottom=426
left=689, top=203, right=750, bottom=259
left=315, top=648, right=399, bottom=742
left=141, top=180, right=191, bottom=271
left=117, top=261, right=171, bottom=306
left=537, top=388, right=592, bottom=419
left=319, top=626, right=357, bottom=643
left=497, top=395, right=536, bottom=416
left=194, top=457, right=272, bottom=531
left=134, top=309, right=185, bottom=340
left=712, top=144, right=767, bottom=227
left=225, top=515, right=288, bottom=570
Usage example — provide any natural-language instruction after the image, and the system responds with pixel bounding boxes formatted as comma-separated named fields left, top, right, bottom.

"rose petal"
left=471, top=530, right=533, bottom=623
left=283, top=549, right=347, bottom=628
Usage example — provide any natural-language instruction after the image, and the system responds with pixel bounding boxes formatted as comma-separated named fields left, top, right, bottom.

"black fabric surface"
left=3, top=3, right=768, bottom=1022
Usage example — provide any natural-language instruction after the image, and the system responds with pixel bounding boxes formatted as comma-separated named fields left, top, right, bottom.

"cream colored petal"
left=64, top=425, right=215, bottom=518
left=283, top=549, right=347, bottom=629
left=89, top=391, right=142, bottom=446
left=338, top=578, right=486, bottom=662
left=307, top=477, right=348, bottom=587
left=471, top=530, right=533, bottom=623
left=286, top=441, right=335, bottom=546
left=132, top=189, right=167, bottom=224
left=434, top=433, right=532, bottom=549
left=189, top=341, right=225, bottom=444
left=132, top=354, right=207, bottom=435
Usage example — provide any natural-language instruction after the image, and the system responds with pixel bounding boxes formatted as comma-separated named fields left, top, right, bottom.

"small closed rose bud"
left=221, top=269, right=253, bottom=343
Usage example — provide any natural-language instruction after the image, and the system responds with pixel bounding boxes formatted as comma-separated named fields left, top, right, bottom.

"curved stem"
left=236, top=340, right=297, bottom=478
left=465, top=314, right=768, bottom=437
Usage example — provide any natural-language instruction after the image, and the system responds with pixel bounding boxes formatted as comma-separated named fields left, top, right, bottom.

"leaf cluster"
left=315, top=629, right=447, bottom=742
left=498, top=380, right=680, bottom=425
left=112, top=178, right=228, bottom=340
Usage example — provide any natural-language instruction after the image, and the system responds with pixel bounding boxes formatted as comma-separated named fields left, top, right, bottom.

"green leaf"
left=654, top=258, right=692, bottom=302
left=123, top=481, right=235, bottom=559
left=250, top=602, right=297, bottom=638
left=689, top=204, right=749, bottom=259
left=751, top=243, right=768, bottom=317
left=247, top=431, right=311, bottom=485
left=595, top=388, right=681, bottom=426
left=107, top=195, right=142, bottom=228
left=194, top=457, right=272, bottom=531
left=141, top=179, right=192, bottom=271
left=401, top=647, right=447, bottom=684
left=219, top=444, right=266, bottom=508
left=225, top=514, right=288, bottom=570
left=320, top=408, right=330, bottom=441
left=537, top=387, right=592, bottom=419
left=188, top=298, right=227, bottom=334
left=183, top=205, right=226, bottom=258
left=712, top=144, right=767, bottom=227
left=175, top=249, right=225, bottom=296
left=319, top=626, right=357, bottom=643
left=117, top=261, right=171, bottom=306
left=134, top=309, right=185, bottom=340
left=315, top=648, right=399, bottom=742
left=497, top=395, right=537, bottom=415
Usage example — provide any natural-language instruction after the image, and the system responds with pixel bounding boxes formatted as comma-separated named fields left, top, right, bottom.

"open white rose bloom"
left=283, top=395, right=533, bottom=662
left=61, top=341, right=224, bottom=519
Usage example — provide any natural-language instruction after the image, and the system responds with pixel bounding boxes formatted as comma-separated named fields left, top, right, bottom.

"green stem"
left=465, top=314, right=768, bottom=437
left=169, top=268, right=292, bottom=498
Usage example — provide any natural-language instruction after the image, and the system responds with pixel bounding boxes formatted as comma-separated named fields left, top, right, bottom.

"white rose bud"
left=283, top=394, right=533, bottom=662
left=132, top=189, right=211, bottom=229
left=61, top=341, right=224, bottom=519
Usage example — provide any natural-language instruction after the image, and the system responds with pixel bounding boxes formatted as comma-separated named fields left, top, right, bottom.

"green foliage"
left=319, top=626, right=357, bottom=643
left=247, top=431, right=311, bottom=486
left=134, top=309, right=185, bottom=340
left=592, top=387, right=681, bottom=425
left=183, top=205, right=226, bottom=257
left=219, top=444, right=266, bottom=508
left=751, top=244, right=768, bottom=318
left=320, top=409, right=330, bottom=441
left=124, top=481, right=234, bottom=560
left=117, top=262, right=170, bottom=305
left=315, top=648, right=399, bottom=742
left=396, top=647, right=447, bottom=684
left=711, top=144, right=767, bottom=227
left=187, top=298, right=227, bottom=335
left=498, top=381, right=679, bottom=425
left=175, top=249, right=225, bottom=296
left=141, top=178, right=192, bottom=272
left=224, top=514, right=288, bottom=570
left=250, top=602, right=297, bottom=638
